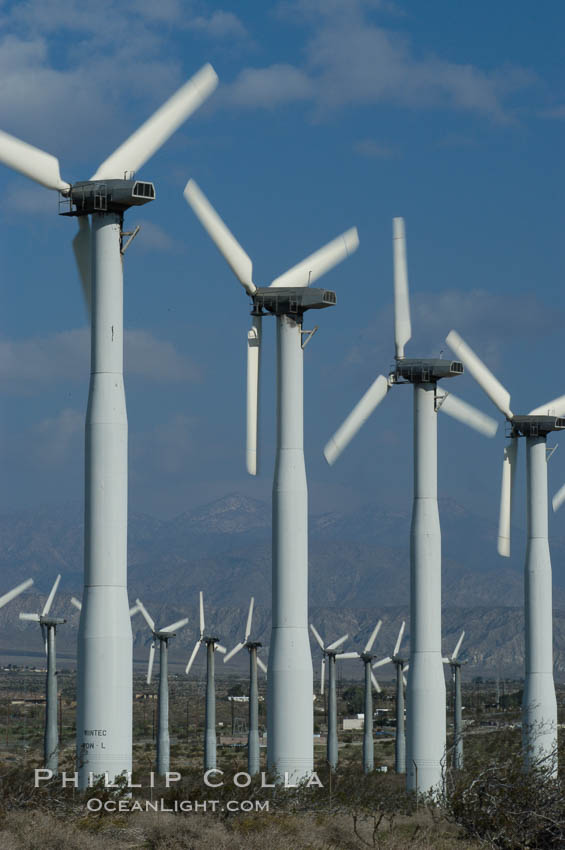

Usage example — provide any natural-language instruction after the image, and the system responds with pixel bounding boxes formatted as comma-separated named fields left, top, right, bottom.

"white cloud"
left=31, top=407, right=83, bottom=466
left=353, top=139, right=395, bottom=158
left=222, top=64, right=314, bottom=109
left=187, top=11, right=248, bottom=39
left=134, top=220, right=181, bottom=254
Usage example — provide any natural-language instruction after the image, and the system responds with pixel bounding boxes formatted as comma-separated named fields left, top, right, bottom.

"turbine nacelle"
left=252, top=286, right=336, bottom=317
left=510, top=415, right=565, bottom=438
left=392, top=358, right=463, bottom=384
left=60, top=179, right=156, bottom=217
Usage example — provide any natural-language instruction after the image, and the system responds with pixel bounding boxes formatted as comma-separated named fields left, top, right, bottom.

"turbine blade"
left=335, top=651, right=359, bottom=660
left=324, top=374, right=390, bottom=465
left=326, top=633, right=348, bottom=652
left=72, top=217, right=91, bottom=316
left=446, top=330, right=512, bottom=419
left=147, top=642, right=156, bottom=685
left=371, top=672, right=381, bottom=693
left=269, top=227, right=359, bottom=288
left=215, top=644, right=227, bottom=654
left=91, top=64, right=218, bottom=179
left=184, top=179, right=255, bottom=294
left=244, top=597, right=254, bottom=642
left=19, top=612, right=41, bottom=622
left=437, top=390, right=498, bottom=437
left=373, top=656, right=392, bottom=669
left=393, top=621, right=406, bottom=658
left=0, top=129, right=70, bottom=191
left=162, top=617, right=189, bottom=634
left=71, top=596, right=82, bottom=612
left=199, top=591, right=205, bottom=637
left=41, top=623, right=47, bottom=655
left=552, top=482, right=565, bottom=513
left=185, top=640, right=201, bottom=675
left=42, top=574, right=61, bottom=616
left=320, top=657, right=326, bottom=695
left=498, top=437, right=518, bottom=557
left=223, top=642, right=245, bottom=663
left=135, top=598, right=155, bottom=632
left=256, top=657, right=268, bottom=674
left=393, top=217, right=411, bottom=359
left=529, top=394, right=565, bottom=417
left=364, top=619, right=382, bottom=653
left=452, top=630, right=465, bottom=660
left=309, top=623, right=325, bottom=651
left=442, top=657, right=450, bottom=664
left=402, top=673, right=407, bottom=687
left=0, top=578, right=33, bottom=609
left=246, top=316, right=261, bottom=476
left=403, top=663, right=410, bottom=672
left=129, top=603, right=140, bottom=618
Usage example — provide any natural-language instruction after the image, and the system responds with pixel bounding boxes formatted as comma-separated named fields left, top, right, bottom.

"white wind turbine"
left=372, top=620, right=409, bottom=774
left=184, top=179, right=358, bottom=781
left=185, top=591, right=226, bottom=771
left=0, top=63, right=218, bottom=787
left=442, top=629, right=465, bottom=770
left=324, top=218, right=498, bottom=793
left=335, top=619, right=382, bottom=773
left=446, top=329, right=565, bottom=773
left=135, top=599, right=188, bottom=776
left=224, top=597, right=268, bottom=776
left=19, top=575, right=65, bottom=773
left=310, top=624, right=350, bottom=771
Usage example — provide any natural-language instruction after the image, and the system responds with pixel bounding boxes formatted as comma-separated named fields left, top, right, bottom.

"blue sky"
left=1, top=0, right=564, bottom=545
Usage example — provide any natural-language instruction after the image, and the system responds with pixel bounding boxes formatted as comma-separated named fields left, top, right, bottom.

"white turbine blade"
left=135, top=598, right=155, bottom=632
left=185, top=640, right=201, bottom=675
left=373, top=656, right=392, bottom=669
left=244, top=597, right=255, bottom=642
left=498, top=437, right=518, bottom=557
left=147, top=642, right=156, bottom=685
left=257, top=657, right=268, bottom=674
left=246, top=317, right=261, bottom=476
left=19, top=612, right=40, bottom=622
left=309, top=623, right=325, bottom=651
left=393, top=621, right=406, bottom=658
left=529, top=395, right=565, bottom=417
left=42, top=574, right=61, bottom=616
left=199, top=591, right=205, bottom=637
left=452, top=630, right=465, bottom=661
left=92, top=64, right=218, bottom=180
left=184, top=179, right=255, bottom=294
left=129, top=603, right=140, bottom=618
left=320, top=657, right=326, bottom=695
left=393, top=217, right=411, bottom=359
left=364, top=620, right=382, bottom=653
left=327, top=633, right=348, bottom=652
left=0, top=578, right=33, bottom=609
left=223, top=642, right=245, bottom=663
left=324, top=374, right=390, bottom=466
left=335, top=651, right=359, bottom=660
left=371, top=672, right=382, bottom=693
left=41, top=623, right=48, bottom=655
left=446, top=330, right=513, bottom=419
left=162, top=617, right=189, bottom=634
left=437, top=390, right=498, bottom=437
left=72, top=217, right=91, bottom=315
left=403, top=663, right=409, bottom=672
left=270, top=227, right=359, bottom=289
left=402, top=673, right=408, bottom=687
left=552, top=482, right=565, bottom=513
left=71, top=597, right=82, bottom=611
left=0, top=129, right=70, bottom=191
left=442, top=657, right=450, bottom=664
left=215, top=644, right=227, bottom=654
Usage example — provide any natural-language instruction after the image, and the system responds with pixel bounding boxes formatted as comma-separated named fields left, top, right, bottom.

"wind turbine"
left=184, top=179, right=358, bottom=781
left=310, top=624, right=350, bottom=771
left=71, top=596, right=140, bottom=618
left=372, top=621, right=409, bottom=774
left=19, top=575, right=65, bottom=773
left=323, top=218, right=498, bottom=793
left=135, top=598, right=188, bottom=775
left=335, top=620, right=382, bottom=773
left=224, top=597, right=268, bottom=776
left=442, top=630, right=465, bottom=770
left=0, top=64, right=218, bottom=787
left=185, top=591, right=226, bottom=771
left=446, top=329, right=565, bottom=773
left=0, top=578, right=34, bottom=609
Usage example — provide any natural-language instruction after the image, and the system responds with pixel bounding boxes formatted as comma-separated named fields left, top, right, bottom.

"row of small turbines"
left=1, top=57, right=562, bottom=794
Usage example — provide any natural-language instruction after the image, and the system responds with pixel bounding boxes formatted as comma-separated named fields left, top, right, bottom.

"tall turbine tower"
left=446, top=329, right=565, bottom=772
left=224, top=597, right=268, bottom=776
left=185, top=592, right=226, bottom=771
left=19, top=575, right=65, bottom=773
left=184, top=179, right=358, bottom=780
left=323, top=219, right=498, bottom=793
left=335, top=620, right=382, bottom=773
left=443, top=630, right=465, bottom=770
left=372, top=621, right=409, bottom=774
left=310, top=624, right=349, bottom=771
left=135, top=599, right=189, bottom=775
left=0, top=64, right=218, bottom=786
